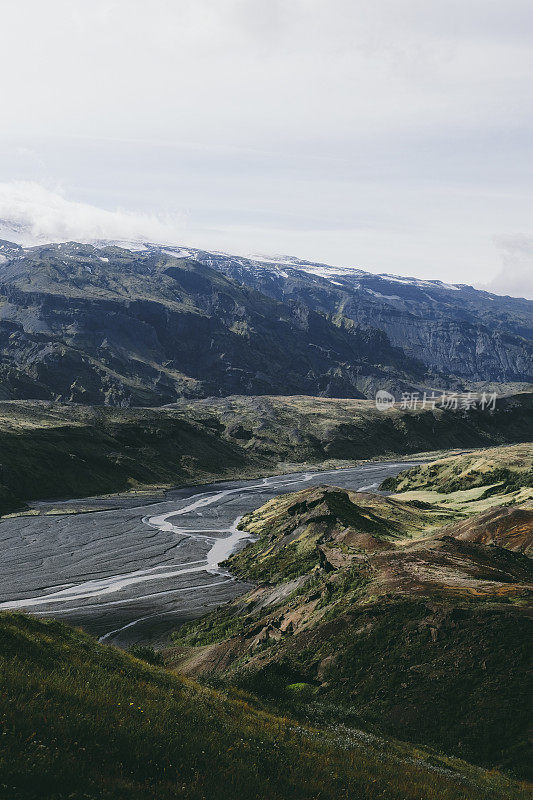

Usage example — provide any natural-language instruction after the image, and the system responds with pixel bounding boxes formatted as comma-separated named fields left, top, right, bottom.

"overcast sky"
left=0, top=0, right=532, bottom=297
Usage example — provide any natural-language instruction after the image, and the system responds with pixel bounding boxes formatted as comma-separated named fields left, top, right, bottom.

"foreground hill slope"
left=169, top=446, right=533, bottom=777
left=0, top=393, right=531, bottom=516
left=1, top=613, right=528, bottom=800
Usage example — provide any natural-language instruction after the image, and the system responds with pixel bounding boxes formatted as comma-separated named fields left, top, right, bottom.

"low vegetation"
left=1, top=392, right=532, bottom=516
left=382, top=443, right=533, bottom=494
left=2, top=613, right=529, bottom=800
left=382, top=443, right=533, bottom=514
left=168, top=445, right=533, bottom=779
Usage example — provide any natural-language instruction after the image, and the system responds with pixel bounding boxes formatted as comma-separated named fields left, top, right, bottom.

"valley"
left=0, top=240, right=531, bottom=799
left=0, top=390, right=531, bottom=517
left=0, top=442, right=531, bottom=800
left=2, top=6, right=532, bottom=797
left=0, top=459, right=423, bottom=647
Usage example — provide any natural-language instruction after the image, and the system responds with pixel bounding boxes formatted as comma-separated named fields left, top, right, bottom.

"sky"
left=0, top=0, right=532, bottom=298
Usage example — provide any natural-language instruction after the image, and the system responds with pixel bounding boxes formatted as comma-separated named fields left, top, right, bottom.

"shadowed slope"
left=1, top=612, right=528, bottom=800
left=441, top=505, right=533, bottom=555
left=1, top=394, right=531, bottom=516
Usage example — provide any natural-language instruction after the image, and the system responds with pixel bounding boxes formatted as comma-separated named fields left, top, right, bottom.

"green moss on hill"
left=167, top=449, right=533, bottom=779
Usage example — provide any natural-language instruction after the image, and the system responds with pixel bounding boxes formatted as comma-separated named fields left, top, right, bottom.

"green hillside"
left=0, top=612, right=530, bottom=800
left=168, top=445, right=533, bottom=778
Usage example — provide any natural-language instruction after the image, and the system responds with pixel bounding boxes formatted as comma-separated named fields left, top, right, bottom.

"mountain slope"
left=160, top=246, right=533, bottom=386
left=168, top=448, right=533, bottom=777
left=2, top=612, right=529, bottom=800
left=0, top=238, right=532, bottom=405
left=0, top=241, right=425, bottom=405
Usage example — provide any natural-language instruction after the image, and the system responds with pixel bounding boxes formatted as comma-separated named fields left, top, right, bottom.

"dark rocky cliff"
left=184, top=249, right=533, bottom=384
left=0, top=242, right=425, bottom=405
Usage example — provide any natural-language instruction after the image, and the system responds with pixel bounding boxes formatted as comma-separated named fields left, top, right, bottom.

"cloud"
left=1, top=1, right=532, bottom=148
left=0, top=182, right=185, bottom=246
left=0, top=3, right=531, bottom=299
left=0, top=181, right=531, bottom=303
left=481, top=235, right=533, bottom=300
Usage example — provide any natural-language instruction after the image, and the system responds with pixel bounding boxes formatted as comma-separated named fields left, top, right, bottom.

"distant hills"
left=0, top=238, right=531, bottom=405
left=1, top=392, right=531, bottom=517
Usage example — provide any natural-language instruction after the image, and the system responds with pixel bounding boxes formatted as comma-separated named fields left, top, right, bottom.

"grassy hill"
left=380, top=445, right=533, bottom=553
left=167, top=445, right=533, bottom=778
left=0, top=392, right=532, bottom=516
left=380, top=443, right=533, bottom=517
left=0, top=612, right=530, bottom=800
left=382, top=442, right=533, bottom=495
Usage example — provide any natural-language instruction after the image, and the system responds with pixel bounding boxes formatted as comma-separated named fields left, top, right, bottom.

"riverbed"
left=0, top=460, right=421, bottom=646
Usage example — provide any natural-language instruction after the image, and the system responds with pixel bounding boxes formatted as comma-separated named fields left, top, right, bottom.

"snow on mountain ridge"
left=0, top=220, right=468, bottom=295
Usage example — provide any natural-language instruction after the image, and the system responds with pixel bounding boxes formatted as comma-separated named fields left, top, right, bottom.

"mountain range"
left=168, top=245, right=533, bottom=387
left=0, top=236, right=531, bottom=405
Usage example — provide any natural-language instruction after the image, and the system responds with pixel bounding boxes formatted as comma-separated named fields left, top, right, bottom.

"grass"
left=384, top=444, right=533, bottom=495
left=166, top=448, right=533, bottom=779
left=223, top=485, right=450, bottom=583
left=384, top=444, right=533, bottom=514
left=0, top=612, right=530, bottom=800
left=390, top=485, right=532, bottom=514
left=182, top=595, right=532, bottom=781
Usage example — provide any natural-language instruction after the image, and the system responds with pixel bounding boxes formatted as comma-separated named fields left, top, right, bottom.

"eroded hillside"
left=167, top=445, right=533, bottom=777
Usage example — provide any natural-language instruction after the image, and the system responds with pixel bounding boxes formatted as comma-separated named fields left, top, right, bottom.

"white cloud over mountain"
left=0, top=2, right=531, bottom=295
left=0, top=180, right=530, bottom=300
left=487, top=235, right=533, bottom=300
left=0, top=182, right=183, bottom=247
